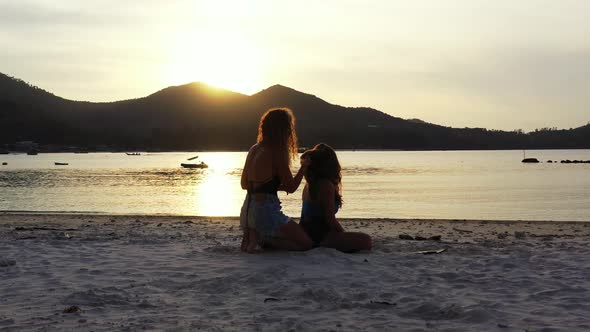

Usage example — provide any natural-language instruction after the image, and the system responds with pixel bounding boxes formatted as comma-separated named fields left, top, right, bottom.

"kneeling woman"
left=240, top=108, right=313, bottom=252
left=300, top=144, right=372, bottom=252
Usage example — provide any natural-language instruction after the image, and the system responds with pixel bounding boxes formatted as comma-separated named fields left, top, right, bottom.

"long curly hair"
left=301, top=143, right=342, bottom=208
left=256, top=108, right=299, bottom=166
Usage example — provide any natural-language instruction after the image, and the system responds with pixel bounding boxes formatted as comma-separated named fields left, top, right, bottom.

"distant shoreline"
left=3, top=147, right=590, bottom=154
left=2, top=211, right=588, bottom=224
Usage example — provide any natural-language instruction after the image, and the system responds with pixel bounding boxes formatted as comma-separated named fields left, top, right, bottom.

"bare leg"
left=320, top=231, right=372, bottom=253
left=240, top=228, right=249, bottom=252
left=246, top=229, right=262, bottom=253
left=268, top=220, right=313, bottom=251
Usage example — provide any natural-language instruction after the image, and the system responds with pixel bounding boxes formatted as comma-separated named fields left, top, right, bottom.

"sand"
left=1, top=213, right=590, bottom=331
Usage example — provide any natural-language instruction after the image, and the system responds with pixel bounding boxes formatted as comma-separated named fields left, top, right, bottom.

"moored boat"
left=181, top=162, right=208, bottom=169
left=522, top=158, right=540, bottom=163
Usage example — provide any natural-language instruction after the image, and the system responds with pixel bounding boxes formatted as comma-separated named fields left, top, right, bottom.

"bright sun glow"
left=191, top=153, right=245, bottom=216
left=162, top=29, right=267, bottom=95
left=193, top=171, right=242, bottom=217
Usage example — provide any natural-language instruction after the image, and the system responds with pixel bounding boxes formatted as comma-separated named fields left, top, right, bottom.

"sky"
left=1, top=0, right=589, bottom=131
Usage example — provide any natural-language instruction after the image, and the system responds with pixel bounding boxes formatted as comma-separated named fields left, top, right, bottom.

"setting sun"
left=162, top=30, right=266, bottom=94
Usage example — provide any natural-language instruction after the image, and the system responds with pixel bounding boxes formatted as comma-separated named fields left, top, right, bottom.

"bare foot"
left=246, top=228, right=261, bottom=253
left=246, top=241, right=263, bottom=254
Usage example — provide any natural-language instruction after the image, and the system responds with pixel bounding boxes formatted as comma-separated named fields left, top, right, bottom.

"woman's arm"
left=240, top=146, right=255, bottom=190
left=277, top=155, right=309, bottom=194
left=318, top=180, right=344, bottom=232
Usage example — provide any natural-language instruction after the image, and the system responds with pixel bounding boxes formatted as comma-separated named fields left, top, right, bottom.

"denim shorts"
left=240, top=193, right=290, bottom=241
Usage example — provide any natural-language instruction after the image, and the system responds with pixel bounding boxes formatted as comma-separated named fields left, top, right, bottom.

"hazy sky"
left=1, top=0, right=589, bottom=131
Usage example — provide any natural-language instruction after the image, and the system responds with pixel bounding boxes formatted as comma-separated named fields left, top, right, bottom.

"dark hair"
left=257, top=108, right=298, bottom=166
left=302, top=143, right=342, bottom=208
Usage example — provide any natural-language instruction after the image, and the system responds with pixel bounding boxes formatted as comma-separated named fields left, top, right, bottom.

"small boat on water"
left=521, top=150, right=539, bottom=163
left=2, top=162, right=7, bottom=166
left=55, top=162, right=69, bottom=166
left=27, top=150, right=38, bottom=155
left=181, top=162, right=208, bottom=169
left=187, top=155, right=199, bottom=161
left=126, top=152, right=141, bottom=156
left=522, top=158, right=540, bottom=163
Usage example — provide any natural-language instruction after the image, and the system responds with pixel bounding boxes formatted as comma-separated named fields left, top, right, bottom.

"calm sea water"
left=1, top=150, right=589, bottom=221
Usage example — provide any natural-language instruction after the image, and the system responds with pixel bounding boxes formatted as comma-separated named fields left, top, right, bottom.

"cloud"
left=0, top=2, right=112, bottom=26
left=416, top=49, right=590, bottom=128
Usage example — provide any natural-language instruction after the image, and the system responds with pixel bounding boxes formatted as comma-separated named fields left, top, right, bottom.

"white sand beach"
left=1, top=213, right=589, bottom=331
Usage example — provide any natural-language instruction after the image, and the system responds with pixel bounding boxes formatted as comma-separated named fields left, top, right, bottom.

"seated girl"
left=299, top=144, right=372, bottom=252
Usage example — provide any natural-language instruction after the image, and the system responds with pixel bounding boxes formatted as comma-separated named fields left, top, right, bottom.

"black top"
left=248, top=176, right=281, bottom=196
left=247, top=146, right=280, bottom=195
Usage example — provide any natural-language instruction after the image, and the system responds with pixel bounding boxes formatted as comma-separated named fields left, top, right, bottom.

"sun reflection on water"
left=191, top=152, right=245, bottom=216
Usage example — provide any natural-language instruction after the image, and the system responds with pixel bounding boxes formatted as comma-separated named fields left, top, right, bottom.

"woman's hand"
left=279, top=155, right=309, bottom=193
left=300, top=156, right=311, bottom=169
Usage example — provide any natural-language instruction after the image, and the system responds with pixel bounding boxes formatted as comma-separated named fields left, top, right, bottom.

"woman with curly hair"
left=240, top=108, right=312, bottom=253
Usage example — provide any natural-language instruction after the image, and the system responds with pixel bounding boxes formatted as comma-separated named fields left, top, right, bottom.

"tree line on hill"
left=1, top=72, right=588, bottom=151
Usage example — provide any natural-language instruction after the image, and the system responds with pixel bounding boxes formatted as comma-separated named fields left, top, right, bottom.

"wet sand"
left=1, top=213, right=589, bottom=331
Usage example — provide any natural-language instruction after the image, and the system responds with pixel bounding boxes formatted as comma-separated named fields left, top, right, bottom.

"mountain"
left=1, top=72, right=589, bottom=151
